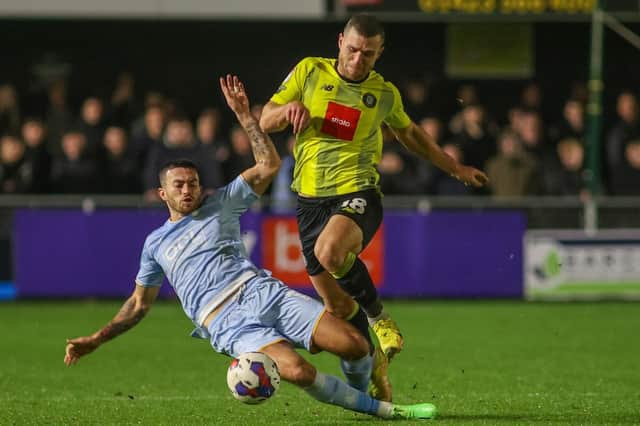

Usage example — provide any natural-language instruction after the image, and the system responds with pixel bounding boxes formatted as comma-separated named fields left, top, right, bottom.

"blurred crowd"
left=379, top=79, right=640, bottom=198
left=1, top=73, right=640, bottom=201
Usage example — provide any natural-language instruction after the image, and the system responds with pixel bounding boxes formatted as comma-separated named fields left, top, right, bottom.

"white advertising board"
left=0, top=0, right=324, bottom=19
left=525, top=229, right=640, bottom=300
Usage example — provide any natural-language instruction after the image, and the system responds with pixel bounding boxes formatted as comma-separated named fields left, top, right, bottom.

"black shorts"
left=296, top=189, right=383, bottom=276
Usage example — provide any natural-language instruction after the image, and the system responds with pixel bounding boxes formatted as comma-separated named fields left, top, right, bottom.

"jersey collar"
left=333, top=59, right=370, bottom=84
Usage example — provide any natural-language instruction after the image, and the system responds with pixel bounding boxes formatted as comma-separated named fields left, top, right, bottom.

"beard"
left=166, top=196, right=200, bottom=216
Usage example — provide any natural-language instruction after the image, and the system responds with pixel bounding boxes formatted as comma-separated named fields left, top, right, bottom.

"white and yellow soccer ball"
left=226, top=352, right=280, bottom=404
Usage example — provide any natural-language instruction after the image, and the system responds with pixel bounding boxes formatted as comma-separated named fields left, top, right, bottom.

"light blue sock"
left=304, top=371, right=391, bottom=418
left=340, top=354, right=372, bottom=392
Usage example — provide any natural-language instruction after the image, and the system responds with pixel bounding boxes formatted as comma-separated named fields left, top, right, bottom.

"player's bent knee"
left=350, top=331, right=370, bottom=359
left=339, top=328, right=369, bottom=360
left=314, top=241, right=344, bottom=273
left=323, top=297, right=355, bottom=319
left=282, top=360, right=316, bottom=388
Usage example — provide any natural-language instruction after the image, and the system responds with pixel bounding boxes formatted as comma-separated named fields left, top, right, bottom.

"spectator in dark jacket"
left=605, top=91, right=640, bottom=192
left=606, top=91, right=640, bottom=168
left=0, top=135, right=32, bottom=193
left=51, top=131, right=100, bottom=193
left=21, top=118, right=52, bottom=193
left=543, top=138, right=587, bottom=197
left=610, top=140, right=640, bottom=195
left=549, top=99, right=584, bottom=145
left=46, top=79, right=74, bottom=158
left=75, top=96, right=106, bottom=160
left=131, top=103, right=166, bottom=169
left=101, top=126, right=141, bottom=194
left=450, top=103, right=497, bottom=171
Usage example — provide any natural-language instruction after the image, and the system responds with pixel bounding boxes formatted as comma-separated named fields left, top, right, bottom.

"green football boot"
left=391, top=402, right=438, bottom=420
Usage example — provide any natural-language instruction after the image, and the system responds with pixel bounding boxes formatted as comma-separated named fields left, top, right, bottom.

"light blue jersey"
left=136, top=176, right=260, bottom=328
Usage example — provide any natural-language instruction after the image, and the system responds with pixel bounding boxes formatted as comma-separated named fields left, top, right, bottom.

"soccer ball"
left=226, top=352, right=280, bottom=404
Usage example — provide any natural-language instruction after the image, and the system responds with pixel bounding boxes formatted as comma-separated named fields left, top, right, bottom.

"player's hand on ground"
left=219, top=74, right=250, bottom=118
left=64, top=336, right=100, bottom=366
left=285, top=101, right=310, bottom=134
left=454, top=165, right=489, bottom=188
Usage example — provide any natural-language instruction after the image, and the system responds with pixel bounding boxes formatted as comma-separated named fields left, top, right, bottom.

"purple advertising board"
left=381, top=212, right=524, bottom=298
left=13, top=209, right=525, bottom=299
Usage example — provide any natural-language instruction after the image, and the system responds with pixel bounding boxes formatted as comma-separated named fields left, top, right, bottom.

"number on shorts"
left=341, top=197, right=367, bottom=215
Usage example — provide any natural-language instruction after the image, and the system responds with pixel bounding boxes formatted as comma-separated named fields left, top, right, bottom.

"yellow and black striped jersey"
left=270, top=57, right=411, bottom=197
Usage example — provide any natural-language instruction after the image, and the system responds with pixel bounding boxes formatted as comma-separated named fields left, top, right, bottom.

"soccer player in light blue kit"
left=64, top=75, right=436, bottom=420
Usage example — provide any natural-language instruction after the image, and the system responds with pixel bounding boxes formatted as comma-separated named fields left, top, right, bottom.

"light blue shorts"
left=206, top=274, right=325, bottom=358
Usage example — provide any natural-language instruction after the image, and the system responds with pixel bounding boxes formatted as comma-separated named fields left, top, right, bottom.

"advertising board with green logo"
left=525, top=230, right=640, bottom=300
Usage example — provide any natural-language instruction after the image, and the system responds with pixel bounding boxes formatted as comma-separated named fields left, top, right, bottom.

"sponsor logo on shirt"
left=321, top=101, right=361, bottom=141
left=321, top=84, right=334, bottom=92
left=165, top=230, right=206, bottom=261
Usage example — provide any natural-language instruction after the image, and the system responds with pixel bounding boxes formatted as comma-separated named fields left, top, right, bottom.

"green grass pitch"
left=1, top=300, right=638, bottom=425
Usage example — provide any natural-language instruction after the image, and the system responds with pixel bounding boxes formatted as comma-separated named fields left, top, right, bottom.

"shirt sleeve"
left=269, top=57, right=310, bottom=105
left=135, top=237, right=165, bottom=287
left=383, top=82, right=412, bottom=130
left=218, top=175, right=259, bottom=216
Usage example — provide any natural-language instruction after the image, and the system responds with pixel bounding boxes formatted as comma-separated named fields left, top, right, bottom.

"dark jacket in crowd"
left=101, top=152, right=141, bottom=194
left=51, top=157, right=100, bottom=193
left=24, top=144, right=52, bottom=193
left=0, top=157, right=33, bottom=193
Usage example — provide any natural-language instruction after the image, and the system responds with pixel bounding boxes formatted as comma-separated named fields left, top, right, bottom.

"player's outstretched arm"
left=64, top=284, right=159, bottom=366
left=260, top=100, right=310, bottom=135
left=391, top=122, right=489, bottom=188
left=220, top=75, right=281, bottom=195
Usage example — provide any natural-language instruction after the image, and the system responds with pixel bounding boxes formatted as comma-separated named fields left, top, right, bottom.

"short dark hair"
left=22, top=116, right=45, bottom=126
left=166, top=114, right=192, bottom=126
left=158, top=159, right=200, bottom=186
left=344, top=14, right=385, bottom=43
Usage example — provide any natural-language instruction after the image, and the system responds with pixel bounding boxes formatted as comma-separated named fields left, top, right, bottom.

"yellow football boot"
left=369, top=345, right=392, bottom=402
left=371, top=318, right=404, bottom=360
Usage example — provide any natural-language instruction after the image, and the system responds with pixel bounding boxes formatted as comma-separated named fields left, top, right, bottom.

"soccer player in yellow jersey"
left=260, top=14, right=488, bottom=401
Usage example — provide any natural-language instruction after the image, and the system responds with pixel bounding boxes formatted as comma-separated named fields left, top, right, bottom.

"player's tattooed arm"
left=219, top=74, right=282, bottom=195
left=243, top=117, right=280, bottom=169
left=239, top=115, right=282, bottom=195
left=64, top=285, right=159, bottom=366
left=95, top=296, right=148, bottom=343
left=219, top=73, right=278, bottom=164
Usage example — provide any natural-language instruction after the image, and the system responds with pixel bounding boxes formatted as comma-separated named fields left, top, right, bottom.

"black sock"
left=347, top=307, right=373, bottom=354
left=337, top=257, right=383, bottom=318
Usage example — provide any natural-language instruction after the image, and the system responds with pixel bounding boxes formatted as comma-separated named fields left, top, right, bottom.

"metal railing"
left=0, top=194, right=638, bottom=231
